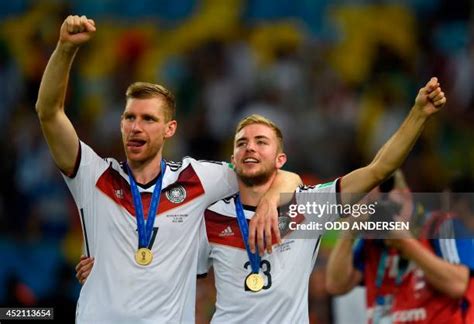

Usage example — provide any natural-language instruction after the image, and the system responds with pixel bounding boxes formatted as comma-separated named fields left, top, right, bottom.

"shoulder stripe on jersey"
left=96, top=164, right=205, bottom=218
left=440, top=238, right=461, bottom=264
left=80, top=208, right=91, bottom=257
left=435, top=218, right=461, bottom=264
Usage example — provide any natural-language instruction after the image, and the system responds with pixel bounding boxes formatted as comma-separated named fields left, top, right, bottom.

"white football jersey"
left=63, top=142, right=238, bottom=324
left=199, top=180, right=340, bottom=324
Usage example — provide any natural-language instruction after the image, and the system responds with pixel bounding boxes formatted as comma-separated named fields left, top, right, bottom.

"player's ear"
left=275, top=153, right=287, bottom=169
left=164, top=120, right=177, bottom=139
left=230, top=154, right=235, bottom=165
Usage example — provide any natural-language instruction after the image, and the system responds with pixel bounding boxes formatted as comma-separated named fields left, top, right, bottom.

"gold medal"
left=135, top=248, right=153, bottom=266
left=245, top=273, right=264, bottom=292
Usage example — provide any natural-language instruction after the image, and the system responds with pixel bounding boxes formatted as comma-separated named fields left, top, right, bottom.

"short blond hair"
left=126, top=82, right=176, bottom=121
left=235, top=114, right=284, bottom=152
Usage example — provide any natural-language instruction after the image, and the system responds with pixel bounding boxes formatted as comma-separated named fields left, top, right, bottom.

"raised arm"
left=35, top=15, right=96, bottom=176
left=340, top=77, right=446, bottom=203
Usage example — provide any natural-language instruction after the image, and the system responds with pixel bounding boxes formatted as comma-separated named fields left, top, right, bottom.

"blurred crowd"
left=0, top=0, right=473, bottom=322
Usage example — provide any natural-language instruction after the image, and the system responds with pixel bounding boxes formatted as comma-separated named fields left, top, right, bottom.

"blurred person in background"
left=78, top=71, right=446, bottom=323
left=35, top=15, right=301, bottom=323
left=326, top=172, right=474, bottom=323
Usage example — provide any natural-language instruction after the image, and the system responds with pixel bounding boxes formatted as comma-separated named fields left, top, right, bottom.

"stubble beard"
left=236, top=166, right=274, bottom=187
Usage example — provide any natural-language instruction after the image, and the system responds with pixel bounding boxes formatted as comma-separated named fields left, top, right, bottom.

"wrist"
left=57, top=41, right=80, bottom=55
left=262, top=190, right=279, bottom=206
left=394, top=237, right=416, bottom=254
left=410, top=105, right=430, bottom=122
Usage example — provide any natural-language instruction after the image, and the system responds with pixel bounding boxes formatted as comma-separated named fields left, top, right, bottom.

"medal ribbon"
left=373, top=247, right=408, bottom=324
left=235, top=194, right=261, bottom=274
left=375, top=250, right=387, bottom=292
left=127, top=160, right=166, bottom=249
left=373, top=250, right=388, bottom=324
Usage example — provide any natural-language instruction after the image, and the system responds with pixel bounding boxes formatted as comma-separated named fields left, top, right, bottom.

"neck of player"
left=238, top=172, right=277, bottom=207
left=128, top=155, right=163, bottom=185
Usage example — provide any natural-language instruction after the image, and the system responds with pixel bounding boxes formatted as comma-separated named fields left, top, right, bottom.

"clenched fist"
left=59, top=15, right=96, bottom=48
left=414, top=77, right=447, bottom=117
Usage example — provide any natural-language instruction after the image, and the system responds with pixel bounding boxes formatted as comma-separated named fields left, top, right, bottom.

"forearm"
left=263, top=170, right=302, bottom=206
left=370, top=108, right=428, bottom=178
left=326, top=235, right=359, bottom=294
left=398, top=239, right=469, bottom=298
left=35, top=41, right=81, bottom=174
left=36, top=43, right=78, bottom=121
left=340, top=109, right=430, bottom=200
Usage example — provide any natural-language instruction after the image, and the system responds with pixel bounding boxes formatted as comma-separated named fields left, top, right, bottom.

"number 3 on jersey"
left=244, top=260, right=272, bottom=291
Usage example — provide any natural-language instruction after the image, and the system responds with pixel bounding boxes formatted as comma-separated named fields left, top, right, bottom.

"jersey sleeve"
left=61, top=141, right=109, bottom=203
left=61, top=141, right=109, bottom=257
left=197, top=216, right=212, bottom=277
left=192, top=160, right=238, bottom=205
left=430, top=218, right=474, bottom=270
left=294, top=178, right=341, bottom=224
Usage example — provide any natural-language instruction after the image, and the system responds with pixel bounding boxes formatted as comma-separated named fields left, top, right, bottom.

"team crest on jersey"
left=166, top=185, right=187, bottom=204
left=114, top=189, right=124, bottom=199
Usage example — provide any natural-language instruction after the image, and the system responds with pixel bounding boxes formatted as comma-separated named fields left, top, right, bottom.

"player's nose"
left=245, top=141, right=257, bottom=152
left=130, top=120, right=143, bottom=133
